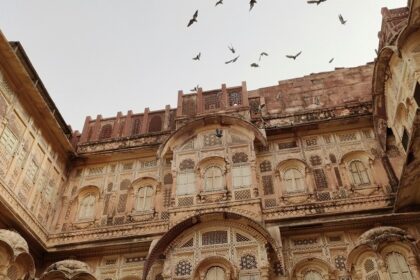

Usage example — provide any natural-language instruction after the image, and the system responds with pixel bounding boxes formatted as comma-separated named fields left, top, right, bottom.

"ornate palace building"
left=1, top=1, right=420, bottom=280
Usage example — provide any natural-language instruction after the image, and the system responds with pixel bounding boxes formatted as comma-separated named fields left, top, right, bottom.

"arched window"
left=232, top=165, right=251, bottom=188
left=136, top=186, right=154, bottom=211
left=363, top=258, right=380, bottom=280
left=304, top=271, right=322, bottom=280
left=177, top=171, right=195, bottom=195
left=386, top=252, right=413, bottom=280
left=206, top=267, right=225, bottom=280
left=349, top=160, right=370, bottom=186
left=205, top=166, right=224, bottom=191
left=284, top=168, right=305, bottom=193
left=99, top=124, right=113, bottom=140
left=78, top=193, right=96, bottom=220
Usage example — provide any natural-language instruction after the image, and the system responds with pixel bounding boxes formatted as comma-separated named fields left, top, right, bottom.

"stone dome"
left=0, top=229, right=29, bottom=256
left=43, top=259, right=93, bottom=278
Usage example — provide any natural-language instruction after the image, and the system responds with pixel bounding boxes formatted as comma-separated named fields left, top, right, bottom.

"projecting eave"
left=0, top=31, right=75, bottom=156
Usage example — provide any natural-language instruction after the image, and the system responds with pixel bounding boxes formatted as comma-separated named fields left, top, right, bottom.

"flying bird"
left=259, top=52, right=268, bottom=61
left=338, top=14, right=347, bottom=25
left=225, top=56, right=240, bottom=64
left=329, top=58, right=334, bottom=63
left=249, top=0, right=257, bottom=11
left=187, top=10, right=198, bottom=27
left=191, top=85, right=200, bottom=92
left=307, top=0, right=327, bottom=5
left=286, top=51, right=302, bottom=60
left=250, top=63, right=259, bottom=67
left=192, top=52, right=201, bottom=61
left=228, top=45, right=236, bottom=54
left=215, top=0, right=223, bottom=6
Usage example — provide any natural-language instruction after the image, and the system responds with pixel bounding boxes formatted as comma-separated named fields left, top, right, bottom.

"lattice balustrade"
left=114, top=216, right=125, bottom=225
left=229, top=92, right=242, bottom=106
left=204, top=92, right=221, bottom=110
left=234, top=189, right=251, bottom=200
left=314, top=169, right=328, bottom=190
left=264, top=198, right=277, bottom=208
left=278, top=141, right=298, bottom=150
left=161, top=211, right=169, bottom=220
left=240, top=255, right=257, bottom=270
left=182, top=95, right=196, bottom=116
left=338, top=132, right=357, bottom=142
left=117, top=194, right=128, bottom=212
left=316, top=191, right=331, bottom=201
left=177, top=196, right=194, bottom=207
left=293, top=238, right=318, bottom=246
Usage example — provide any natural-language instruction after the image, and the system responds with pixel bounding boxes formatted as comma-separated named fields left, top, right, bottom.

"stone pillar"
left=242, top=81, right=249, bottom=107
left=176, top=90, right=184, bottom=117
left=141, top=108, right=150, bottom=134
left=197, top=87, right=203, bottom=114
left=163, top=105, right=171, bottom=131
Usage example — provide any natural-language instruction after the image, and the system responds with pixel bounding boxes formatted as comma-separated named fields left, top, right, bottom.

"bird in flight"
left=307, top=0, right=326, bottom=5
left=215, top=0, right=223, bottom=6
left=338, top=14, right=347, bottom=25
left=193, top=52, right=201, bottom=61
left=187, top=10, right=198, bottom=27
left=249, top=0, right=257, bottom=11
left=228, top=45, right=236, bottom=54
left=259, top=52, right=268, bottom=61
left=250, top=63, right=259, bottom=67
left=286, top=51, right=302, bottom=60
left=191, top=85, right=200, bottom=92
left=329, top=58, right=334, bottom=63
left=225, top=56, right=240, bottom=64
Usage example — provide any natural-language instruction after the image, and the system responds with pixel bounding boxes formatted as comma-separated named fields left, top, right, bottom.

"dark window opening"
left=414, top=82, right=420, bottom=107
left=402, top=128, right=410, bottom=151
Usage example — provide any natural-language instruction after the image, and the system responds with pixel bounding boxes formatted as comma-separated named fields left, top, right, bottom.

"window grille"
left=240, top=255, right=257, bottom=270
left=232, top=152, right=248, bottom=163
left=175, top=260, right=192, bottom=276
left=99, top=124, right=113, bottom=140
left=236, top=233, right=250, bottom=242
left=229, top=92, right=242, bottom=106
left=177, top=196, right=194, bottom=206
left=202, top=231, right=228, bottom=245
left=103, top=194, right=111, bottom=215
left=338, top=132, right=357, bottom=142
left=335, top=255, right=346, bottom=270
left=334, top=167, right=343, bottom=186
left=234, top=189, right=251, bottom=200
left=293, top=238, right=317, bottom=246
left=204, top=92, right=221, bottom=110
left=106, top=183, right=113, bottom=192
left=262, top=175, right=274, bottom=195
left=181, top=238, right=194, bottom=248
left=314, top=169, right=328, bottom=189
left=264, top=198, right=277, bottom=208
left=117, top=194, right=128, bottom=213
left=310, top=155, right=322, bottom=166
left=259, top=160, right=272, bottom=172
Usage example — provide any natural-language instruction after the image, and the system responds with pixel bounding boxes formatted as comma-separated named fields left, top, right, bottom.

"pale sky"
left=0, top=0, right=407, bottom=131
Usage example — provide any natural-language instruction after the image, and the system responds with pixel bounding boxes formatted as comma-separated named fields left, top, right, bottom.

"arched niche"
left=291, top=257, right=337, bottom=280
left=142, top=212, right=284, bottom=280
left=192, top=256, right=238, bottom=280
left=157, top=115, right=267, bottom=159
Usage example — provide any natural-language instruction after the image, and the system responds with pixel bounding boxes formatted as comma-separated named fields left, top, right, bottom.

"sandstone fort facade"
left=1, top=2, right=420, bottom=280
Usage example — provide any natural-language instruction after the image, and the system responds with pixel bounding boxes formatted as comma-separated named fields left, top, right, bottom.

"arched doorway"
left=206, top=267, right=225, bottom=280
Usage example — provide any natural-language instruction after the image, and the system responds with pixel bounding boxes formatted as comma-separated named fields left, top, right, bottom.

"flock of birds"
left=185, top=0, right=348, bottom=89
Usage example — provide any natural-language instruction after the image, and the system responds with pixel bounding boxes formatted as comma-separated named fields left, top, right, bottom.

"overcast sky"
left=0, top=0, right=407, bottom=131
